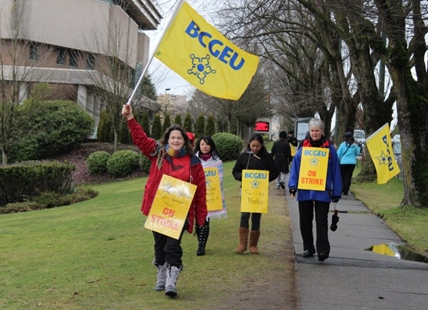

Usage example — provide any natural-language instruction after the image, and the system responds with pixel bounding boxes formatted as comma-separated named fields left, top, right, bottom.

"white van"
left=353, top=129, right=365, bottom=144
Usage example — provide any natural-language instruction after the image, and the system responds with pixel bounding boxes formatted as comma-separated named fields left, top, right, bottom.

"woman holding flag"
left=232, top=134, right=278, bottom=254
left=288, top=118, right=342, bottom=262
left=122, top=104, right=207, bottom=298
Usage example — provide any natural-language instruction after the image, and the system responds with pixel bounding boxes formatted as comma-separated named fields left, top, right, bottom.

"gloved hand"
left=289, top=188, right=296, bottom=196
left=331, top=197, right=340, bottom=203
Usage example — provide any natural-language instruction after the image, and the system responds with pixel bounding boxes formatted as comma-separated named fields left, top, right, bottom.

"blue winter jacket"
left=337, top=142, right=361, bottom=165
left=288, top=140, right=342, bottom=202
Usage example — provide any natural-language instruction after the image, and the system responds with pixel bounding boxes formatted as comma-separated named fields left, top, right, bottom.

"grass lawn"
left=0, top=161, right=295, bottom=309
left=352, top=162, right=428, bottom=256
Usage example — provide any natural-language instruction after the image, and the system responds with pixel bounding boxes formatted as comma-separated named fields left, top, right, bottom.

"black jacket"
left=271, top=140, right=291, bottom=173
left=232, top=150, right=279, bottom=182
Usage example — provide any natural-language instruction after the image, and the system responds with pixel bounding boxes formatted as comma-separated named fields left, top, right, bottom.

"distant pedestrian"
left=337, top=132, right=361, bottom=195
left=288, top=118, right=342, bottom=262
left=232, top=134, right=279, bottom=254
left=271, top=131, right=291, bottom=189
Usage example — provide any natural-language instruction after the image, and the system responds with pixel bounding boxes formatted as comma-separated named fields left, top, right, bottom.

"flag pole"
left=127, top=0, right=186, bottom=105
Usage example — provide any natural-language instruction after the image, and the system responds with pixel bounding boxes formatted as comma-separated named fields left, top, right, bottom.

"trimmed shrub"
left=0, top=160, right=75, bottom=206
left=140, top=154, right=151, bottom=173
left=86, top=151, right=111, bottom=175
left=0, top=188, right=98, bottom=214
left=212, top=133, right=243, bottom=161
left=107, top=150, right=140, bottom=178
left=10, top=100, right=94, bottom=162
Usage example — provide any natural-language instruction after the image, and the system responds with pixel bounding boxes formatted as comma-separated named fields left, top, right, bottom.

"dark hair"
left=195, top=135, right=220, bottom=159
left=246, top=133, right=268, bottom=155
left=287, top=130, right=294, bottom=135
left=160, top=124, right=194, bottom=156
left=279, top=131, right=287, bottom=139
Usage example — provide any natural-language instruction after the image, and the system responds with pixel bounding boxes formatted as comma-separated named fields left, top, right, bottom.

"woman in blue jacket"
left=288, top=118, right=342, bottom=262
left=337, top=132, right=361, bottom=195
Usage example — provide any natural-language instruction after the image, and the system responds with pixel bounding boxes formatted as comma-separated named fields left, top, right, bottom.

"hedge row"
left=0, top=161, right=75, bottom=207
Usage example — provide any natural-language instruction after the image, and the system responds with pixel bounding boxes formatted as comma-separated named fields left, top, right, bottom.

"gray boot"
left=154, top=263, right=167, bottom=291
left=165, top=264, right=181, bottom=297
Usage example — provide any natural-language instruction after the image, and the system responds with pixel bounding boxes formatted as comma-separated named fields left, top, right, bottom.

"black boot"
left=196, top=221, right=210, bottom=256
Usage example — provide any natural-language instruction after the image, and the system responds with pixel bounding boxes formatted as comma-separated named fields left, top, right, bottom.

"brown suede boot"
left=249, top=230, right=261, bottom=254
left=235, top=227, right=249, bottom=254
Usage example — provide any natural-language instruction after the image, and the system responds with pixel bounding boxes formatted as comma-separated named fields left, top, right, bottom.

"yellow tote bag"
left=144, top=175, right=197, bottom=239
left=240, top=169, right=269, bottom=213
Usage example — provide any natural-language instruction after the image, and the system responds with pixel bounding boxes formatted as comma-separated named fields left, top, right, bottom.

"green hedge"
left=0, top=161, right=75, bottom=207
left=212, top=132, right=243, bottom=161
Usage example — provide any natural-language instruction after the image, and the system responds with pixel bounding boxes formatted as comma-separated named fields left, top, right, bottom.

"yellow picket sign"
left=298, top=147, right=329, bottom=191
left=240, top=169, right=269, bottom=213
left=204, top=167, right=222, bottom=211
left=144, top=175, right=197, bottom=240
left=290, top=144, right=297, bottom=157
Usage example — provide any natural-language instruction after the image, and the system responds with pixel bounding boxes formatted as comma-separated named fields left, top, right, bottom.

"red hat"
left=187, top=132, right=195, bottom=146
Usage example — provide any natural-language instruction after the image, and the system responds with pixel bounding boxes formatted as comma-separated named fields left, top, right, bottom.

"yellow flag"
left=155, top=2, right=259, bottom=100
left=365, top=123, right=400, bottom=184
left=298, top=147, right=330, bottom=191
left=240, top=169, right=269, bottom=213
left=144, top=175, right=197, bottom=239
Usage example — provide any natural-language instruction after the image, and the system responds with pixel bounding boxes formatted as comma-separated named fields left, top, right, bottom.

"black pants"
left=153, top=225, right=186, bottom=268
left=240, top=212, right=262, bottom=230
left=340, top=164, right=356, bottom=194
left=298, top=200, right=330, bottom=255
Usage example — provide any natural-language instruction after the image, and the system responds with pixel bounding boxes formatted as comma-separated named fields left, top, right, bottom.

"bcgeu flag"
left=155, top=2, right=259, bottom=100
left=365, top=123, right=400, bottom=184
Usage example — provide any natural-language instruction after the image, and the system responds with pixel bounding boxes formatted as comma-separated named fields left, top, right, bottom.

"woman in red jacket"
left=122, top=104, right=207, bottom=298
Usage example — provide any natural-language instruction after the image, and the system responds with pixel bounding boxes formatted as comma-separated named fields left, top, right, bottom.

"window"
left=57, top=48, right=66, bottom=65
left=69, top=50, right=79, bottom=67
left=29, top=42, right=39, bottom=61
left=86, top=53, right=95, bottom=70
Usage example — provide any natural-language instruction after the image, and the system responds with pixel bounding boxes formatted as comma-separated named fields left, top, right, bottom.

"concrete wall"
left=0, top=0, right=151, bottom=68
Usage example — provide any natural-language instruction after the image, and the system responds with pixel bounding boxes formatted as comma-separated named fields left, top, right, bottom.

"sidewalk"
left=285, top=179, right=428, bottom=310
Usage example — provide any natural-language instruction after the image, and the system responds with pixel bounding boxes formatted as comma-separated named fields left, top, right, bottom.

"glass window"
left=29, top=42, right=39, bottom=61
left=69, top=50, right=79, bottom=67
left=57, top=48, right=66, bottom=65
left=86, top=53, right=95, bottom=70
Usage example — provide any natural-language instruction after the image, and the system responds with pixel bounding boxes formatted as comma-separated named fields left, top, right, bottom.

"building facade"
left=0, top=0, right=162, bottom=135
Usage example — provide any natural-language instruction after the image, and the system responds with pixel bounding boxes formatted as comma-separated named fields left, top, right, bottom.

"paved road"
left=285, top=180, right=428, bottom=310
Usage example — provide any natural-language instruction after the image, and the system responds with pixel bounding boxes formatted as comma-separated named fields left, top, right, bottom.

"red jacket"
left=128, top=118, right=207, bottom=233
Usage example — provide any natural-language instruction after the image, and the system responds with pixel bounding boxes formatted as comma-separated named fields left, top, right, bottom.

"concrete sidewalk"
left=285, top=181, right=428, bottom=310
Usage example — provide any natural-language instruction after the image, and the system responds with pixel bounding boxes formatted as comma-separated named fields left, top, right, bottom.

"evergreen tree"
left=119, top=118, right=132, bottom=144
left=141, top=110, right=151, bottom=136
left=97, top=109, right=114, bottom=142
left=206, top=114, right=216, bottom=137
left=140, top=75, right=157, bottom=101
left=173, top=114, right=182, bottom=127
left=151, top=114, right=162, bottom=140
left=195, top=114, right=205, bottom=138
left=162, top=113, right=171, bottom=134
left=183, top=113, right=193, bottom=132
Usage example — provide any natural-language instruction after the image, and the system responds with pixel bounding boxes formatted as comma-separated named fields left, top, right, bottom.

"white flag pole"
left=127, top=0, right=186, bottom=105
